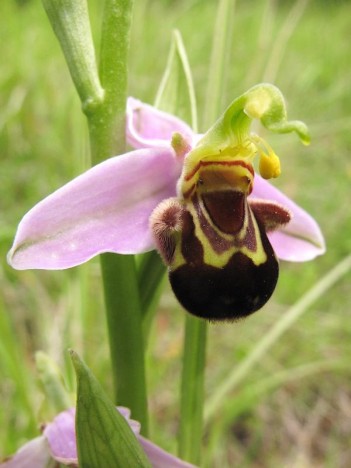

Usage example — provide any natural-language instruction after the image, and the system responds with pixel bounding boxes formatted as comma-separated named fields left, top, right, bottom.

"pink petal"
left=8, top=148, right=182, bottom=270
left=137, top=436, right=197, bottom=468
left=44, top=408, right=77, bottom=465
left=43, top=407, right=140, bottom=465
left=0, top=436, right=51, bottom=468
left=251, top=175, right=325, bottom=261
left=116, top=406, right=141, bottom=435
left=44, top=407, right=196, bottom=467
left=266, top=231, right=325, bottom=262
left=127, top=97, right=194, bottom=149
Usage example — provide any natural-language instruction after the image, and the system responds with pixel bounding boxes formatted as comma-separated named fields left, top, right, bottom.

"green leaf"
left=70, top=350, right=151, bottom=468
left=155, top=29, right=198, bottom=131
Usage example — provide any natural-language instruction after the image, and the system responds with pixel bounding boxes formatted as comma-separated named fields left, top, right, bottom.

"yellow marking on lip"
left=186, top=200, right=267, bottom=269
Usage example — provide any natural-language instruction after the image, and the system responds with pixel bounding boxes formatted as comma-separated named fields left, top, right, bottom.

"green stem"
left=87, top=0, right=148, bottom=433
left=178, top=316, right=207, bottom=464
left=100, top=253, right=148, bottom=434
left=89, top=0, right=133, bottom=163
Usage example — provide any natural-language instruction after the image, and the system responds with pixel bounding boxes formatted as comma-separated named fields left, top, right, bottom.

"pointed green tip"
left=68, top=348, right=80, bottom=369
left=69, top=348, right=90, bottom=383
left=69, top=348, right=91, bottom=384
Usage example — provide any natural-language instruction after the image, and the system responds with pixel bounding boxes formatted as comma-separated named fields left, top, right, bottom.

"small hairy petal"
left=150, top=197, right=185, bottom=265
left=127, top=97, right=194, bottom=149
left=8, top=148, right=182, bottom=270
left=251, top=175, right=325, bottom=261
left=249, top=199, right=291, bottom=231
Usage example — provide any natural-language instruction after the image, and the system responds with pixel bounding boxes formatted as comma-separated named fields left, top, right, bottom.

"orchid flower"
left=7, top=84, right=325, bottom=320
left=0, top=407, right=195, bottom=468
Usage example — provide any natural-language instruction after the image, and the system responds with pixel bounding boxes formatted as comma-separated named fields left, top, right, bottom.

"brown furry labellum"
left=150, top=170, right=291, bottom=321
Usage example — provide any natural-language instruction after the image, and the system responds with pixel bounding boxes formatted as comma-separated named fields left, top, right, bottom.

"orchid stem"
left=100, top=253, right=148, bottom=434
left=87, top=0, right=148, bottom=434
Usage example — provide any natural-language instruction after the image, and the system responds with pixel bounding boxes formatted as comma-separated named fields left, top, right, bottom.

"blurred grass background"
left=1, top=0, right=351, bottom=466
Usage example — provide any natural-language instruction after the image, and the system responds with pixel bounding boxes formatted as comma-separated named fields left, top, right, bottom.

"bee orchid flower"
left=0, top=407, right=196, bottom=468
left=7, top=84, right=325, bottom=320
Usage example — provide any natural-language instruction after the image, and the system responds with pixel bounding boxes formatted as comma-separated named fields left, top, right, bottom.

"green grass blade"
left=205, top=254, right=351, bottom=423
